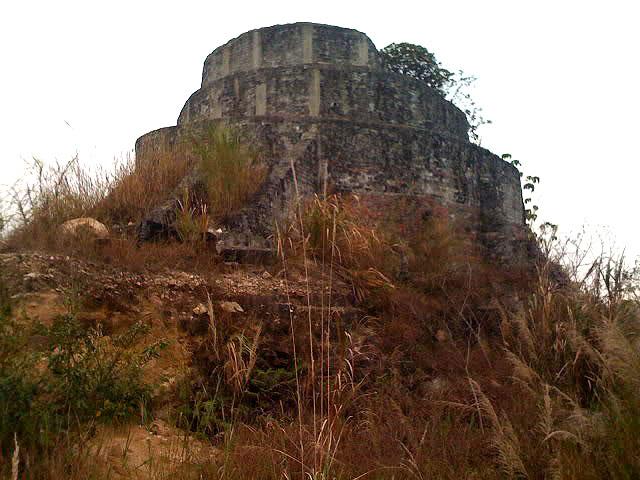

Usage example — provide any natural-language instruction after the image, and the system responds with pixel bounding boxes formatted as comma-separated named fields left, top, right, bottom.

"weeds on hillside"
left=3, top=220, right=640, bottom=478
left=101, top=148, right=193, bottom=225
left=3, top=143, right=640, bottom=478
left=5, top=157, right=110, bottom=247
left=517, top=263, right=638, bottom=477
left=275, top=191, right=378, bottom=478
left=268, top=191, right=493, bottom=478
left=280, top=194, right=502, bottom=338
left=280, top=194, right=401, bottom=306
left=442, top=234, right=640, bottom=479
left=3, top=151, right=192, bottom=251
left=171, top=199, right=640, bottom=480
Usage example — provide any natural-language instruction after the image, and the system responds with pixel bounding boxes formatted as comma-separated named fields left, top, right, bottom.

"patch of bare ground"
left=88, top=420, right=219, bottom=479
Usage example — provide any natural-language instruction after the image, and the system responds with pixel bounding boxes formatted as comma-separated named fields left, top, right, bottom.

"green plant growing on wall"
left=502, top=153, right=539, bottom=223
left=502, top=153, right=557, bottom=241
left=380, top=43, right=454, bottom=93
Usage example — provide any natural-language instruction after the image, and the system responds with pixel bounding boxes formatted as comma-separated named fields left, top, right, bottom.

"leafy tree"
left=380, top=42, right=491, bottom=143
left=380, top=43, right=454, bottom=94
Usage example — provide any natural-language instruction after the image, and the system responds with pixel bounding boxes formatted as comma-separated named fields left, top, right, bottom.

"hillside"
left=1, top=199, right=639, bottom=479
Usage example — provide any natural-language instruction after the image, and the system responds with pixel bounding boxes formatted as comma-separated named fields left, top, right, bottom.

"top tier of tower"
left=201, top=23, right=382, bottom=86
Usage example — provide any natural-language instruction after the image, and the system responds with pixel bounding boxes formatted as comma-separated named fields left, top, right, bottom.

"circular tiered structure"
left=136, top=23, right=525, bottom=260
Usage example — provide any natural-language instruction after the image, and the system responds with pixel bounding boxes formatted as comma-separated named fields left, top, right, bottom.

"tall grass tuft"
left=281, top=194, right=398, bottom=303
left=484, top=246, right=640, bottom=479
left=190, top=125, right=267, bottom=223
left=100, top=147, right=193, bottom=224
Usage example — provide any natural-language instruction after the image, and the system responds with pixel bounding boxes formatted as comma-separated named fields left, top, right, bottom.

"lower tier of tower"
left=135, top=117, right=527, bottom=263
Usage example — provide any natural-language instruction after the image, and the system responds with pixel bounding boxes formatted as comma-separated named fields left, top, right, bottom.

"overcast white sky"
left=1, top=0, right=638, bottom=257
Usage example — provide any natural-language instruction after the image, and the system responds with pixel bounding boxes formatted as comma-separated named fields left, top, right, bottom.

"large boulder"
left=60, top=217, right=109, bottom=242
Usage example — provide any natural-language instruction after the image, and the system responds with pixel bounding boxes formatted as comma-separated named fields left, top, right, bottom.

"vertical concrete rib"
left=318, top=141, right=327, bottom=198
left=302, top=24, right=313, bottom=64
left=252, top=30, right=262, bottom=69
left=356, top=37, right=369, bottom=66
left=222, top=48, right=231, bottom=76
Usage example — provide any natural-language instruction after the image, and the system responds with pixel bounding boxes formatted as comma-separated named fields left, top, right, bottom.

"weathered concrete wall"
left=135, top=126, right=179, bottom=158
left=135, top=22, right=526, bottom=261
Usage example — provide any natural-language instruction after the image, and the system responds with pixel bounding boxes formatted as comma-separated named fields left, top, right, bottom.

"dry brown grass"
left=3, top=147, right=192, bottom=252
left=5, top=230, right=640, bottom=479
left=279, top=194, right=402, bottom=305
left=98, top=238, right=218, bottom=273
left=5, top=156, right=109, bottom=249
left=457, top=249, right=640, bottom=480
left=266, top=192, right=513, bottom=479
left=99, top=148, right=193, bottom=225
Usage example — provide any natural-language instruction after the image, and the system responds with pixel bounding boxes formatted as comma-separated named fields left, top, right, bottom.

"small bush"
left=0, top=302, right=41, bottom=453
left=46, top=315, right=157, bottom=421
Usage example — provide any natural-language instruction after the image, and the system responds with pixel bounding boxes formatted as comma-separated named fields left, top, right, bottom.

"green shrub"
left=0, top=305, right=163, bottom=456
left=46, top=315, right=155, bottom=420
left=0, top=304, right=41, bottom=452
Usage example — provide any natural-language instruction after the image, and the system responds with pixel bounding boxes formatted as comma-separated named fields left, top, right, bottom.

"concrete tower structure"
left=136, top=23, right=526, bottom=259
